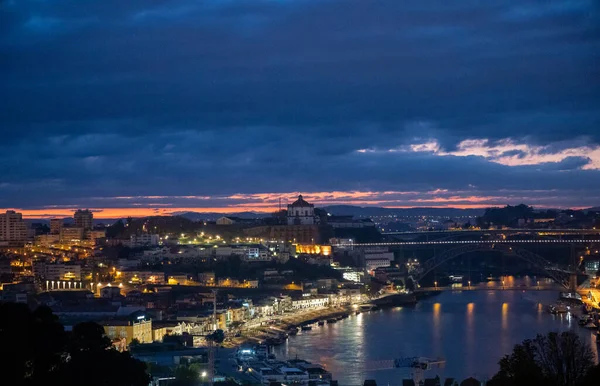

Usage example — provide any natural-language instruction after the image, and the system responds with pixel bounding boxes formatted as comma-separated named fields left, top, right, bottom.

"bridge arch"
left=415, top=243, right=572, bottom=289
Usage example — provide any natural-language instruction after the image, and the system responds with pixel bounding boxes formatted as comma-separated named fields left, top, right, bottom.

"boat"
left=355, top=311, right=361, bottom=315
left=317, top=320, right=325, bottom=326
left=288, top=327, right=299, bottom=335
left=583, top=322, right=598, bottom=329
left=301, top=325, right=312, bottom=331
left=548, top=303, right=568, bottom=314
left=449, top=275, right=463, bottom=283
left=327, top=318, right=337, bottom=324
left=341, top=314, right=349, bottom=319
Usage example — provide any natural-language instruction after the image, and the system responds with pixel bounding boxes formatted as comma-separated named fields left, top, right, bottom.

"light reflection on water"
left=272, top=289, right=597, bottom=385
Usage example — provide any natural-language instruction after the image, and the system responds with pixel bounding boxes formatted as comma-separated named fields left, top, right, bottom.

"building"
left=269, top=225, right=320, bottom=244
left=101, top=313, right=153, bottom=345
left=74, top=209, right=93, bottom=230
left=365, top=251, right=394, bottom=271
left=129, top=233, right=159, bottom=247
left=291, top=295, right=329, bottom=309
left=584, top=258, right=600, bottom=275
left=50, top=218, right=64, bottom=235
left=287, top=195, right=315, bottom=225
left=35, top=234, right=61, bottom=247
left=334, top=267, right=364, bottom=283
left=87, top=229, right=106, bottom=242
left=60, top=227, right=85, bottom=242
left=327, top=215, right=375, bottom=228
left=295, top=244, right=331, bottom=256
left=0, top=210, right=27, bottom=244
left=36, top=262, right=83, bottom=281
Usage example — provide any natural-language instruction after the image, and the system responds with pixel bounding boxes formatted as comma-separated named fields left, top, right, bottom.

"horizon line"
left=1, top=204, right=592, bottom=220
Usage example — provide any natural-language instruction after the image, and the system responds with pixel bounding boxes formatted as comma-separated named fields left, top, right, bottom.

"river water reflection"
left=272, top=290, right=598, bottom=385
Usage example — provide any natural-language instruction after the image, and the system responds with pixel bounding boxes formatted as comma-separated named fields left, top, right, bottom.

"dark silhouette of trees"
left=488, top=331, right=600, bottom=386
left=0, top=302, right=149, bottom=386
left=207, top=329, right=225, bottom=345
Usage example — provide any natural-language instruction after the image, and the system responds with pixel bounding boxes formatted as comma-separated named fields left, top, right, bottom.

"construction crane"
left=206, top=289, right=218, bottom=386
left=367, top=356, right=446, bottom=385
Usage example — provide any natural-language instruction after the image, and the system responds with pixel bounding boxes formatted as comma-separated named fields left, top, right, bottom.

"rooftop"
left=289, top=195, right=313, bottom=208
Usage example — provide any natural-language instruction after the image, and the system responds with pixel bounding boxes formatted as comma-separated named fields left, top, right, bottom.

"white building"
left=291, top=295, right=329, bottom=310
left=129, top=233, right=159, bottom=247
left=0, top=210, right=27, bottom=243
left=287, top=195, right=315, bottom=225
left=365, top=252, right=394, bottom=271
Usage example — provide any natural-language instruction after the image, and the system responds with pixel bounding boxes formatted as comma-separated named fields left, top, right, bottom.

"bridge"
left=382, top=228, right=600, bottom=236
left=332, top=238, right=600, bottom=247
left=405, top=243, right=579, bottom=290
left=415, top=284, right=563, bottom=292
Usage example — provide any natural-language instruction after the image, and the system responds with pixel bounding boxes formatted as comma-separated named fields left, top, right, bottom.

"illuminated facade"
left=102, top=316, right=153, bottom=345
left=295, top=244, right=331, bottom=256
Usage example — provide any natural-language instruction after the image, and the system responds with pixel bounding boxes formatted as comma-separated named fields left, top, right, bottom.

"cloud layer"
left=1, top=0, right=599, bottom=215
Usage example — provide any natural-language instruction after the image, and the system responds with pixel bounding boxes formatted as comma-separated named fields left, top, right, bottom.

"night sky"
left=1, top=0, right=599, bottom=218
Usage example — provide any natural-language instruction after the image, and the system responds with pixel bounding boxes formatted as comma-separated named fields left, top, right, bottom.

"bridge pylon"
left=569, top=273, right=578, bottom=292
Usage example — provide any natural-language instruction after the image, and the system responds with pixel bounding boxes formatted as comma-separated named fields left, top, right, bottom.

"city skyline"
left=2, top=1, right=599, bottom=215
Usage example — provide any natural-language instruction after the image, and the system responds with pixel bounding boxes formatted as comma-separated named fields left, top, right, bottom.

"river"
left=272, top=288, right=598, bottom=385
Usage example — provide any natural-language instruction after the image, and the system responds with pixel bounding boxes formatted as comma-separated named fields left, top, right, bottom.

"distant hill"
left=173, top=211, right=272, bottom=221
left=322, top=205, right=485, bottom=218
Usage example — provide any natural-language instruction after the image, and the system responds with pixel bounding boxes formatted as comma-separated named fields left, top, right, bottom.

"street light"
left=468, top=280, right=471, bottom=289
left=434, top=281, right=437, bottom=288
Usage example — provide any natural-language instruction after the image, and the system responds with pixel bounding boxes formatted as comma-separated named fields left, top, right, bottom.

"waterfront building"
left=287, top=195, right=315, bottom=225
left=74, top=209, right=93, bottom=230
left=0, top=210, right=27, bottom=245
left=291, top=295, right=329, bottom=309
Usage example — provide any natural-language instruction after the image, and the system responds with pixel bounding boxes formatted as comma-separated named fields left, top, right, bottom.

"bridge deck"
left=334, top=238, right=600, bottom=247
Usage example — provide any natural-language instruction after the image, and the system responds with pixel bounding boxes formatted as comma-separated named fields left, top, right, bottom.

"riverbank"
left=225, top=306, right=354, bottom=347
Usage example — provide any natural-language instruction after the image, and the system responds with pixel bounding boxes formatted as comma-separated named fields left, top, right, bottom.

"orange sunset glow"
left=0, top=190, right=575, bottom=219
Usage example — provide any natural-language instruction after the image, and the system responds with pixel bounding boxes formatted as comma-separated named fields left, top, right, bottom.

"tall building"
left=0, top=210, right=28, bottom=243
left=287, top=195, right=315, bottom=225
left=50, top=218, right=64, bottom=234
left=74, top=209, right=93, bottom=230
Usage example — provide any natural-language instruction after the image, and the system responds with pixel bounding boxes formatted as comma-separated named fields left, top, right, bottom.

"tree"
left=0, top=302, right=149, bottom=386
left=170, top=365, right=199, bottom=386
left=488, top=331, right=600, bottom=386
left=0, top=302, right=67, bottom=386
left=207, top=329, right=225, bottom=345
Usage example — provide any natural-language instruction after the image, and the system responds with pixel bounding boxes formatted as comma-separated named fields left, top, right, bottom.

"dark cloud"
left=0, top=0, right=599, bottom=211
